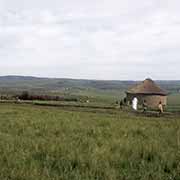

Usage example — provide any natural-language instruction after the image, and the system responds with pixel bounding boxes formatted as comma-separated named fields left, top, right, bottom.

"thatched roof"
left=126, top=78, right=168, bottom=95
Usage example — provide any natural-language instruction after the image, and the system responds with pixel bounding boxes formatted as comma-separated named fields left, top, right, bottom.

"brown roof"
left=126, top=78, right=168, bottom=95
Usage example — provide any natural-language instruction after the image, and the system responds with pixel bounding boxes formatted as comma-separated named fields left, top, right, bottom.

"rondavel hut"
left=126, top=78, right=168, bottom=109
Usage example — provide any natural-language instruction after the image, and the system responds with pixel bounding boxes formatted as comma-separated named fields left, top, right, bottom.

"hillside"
left=0, top=76, right=179, bottom=94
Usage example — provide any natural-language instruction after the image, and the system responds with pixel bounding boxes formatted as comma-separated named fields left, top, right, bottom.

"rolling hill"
left=0, top=76, right=179, bottom=94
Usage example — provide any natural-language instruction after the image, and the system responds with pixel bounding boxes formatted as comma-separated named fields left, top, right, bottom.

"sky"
left=0, top=0, right=180, bottom=80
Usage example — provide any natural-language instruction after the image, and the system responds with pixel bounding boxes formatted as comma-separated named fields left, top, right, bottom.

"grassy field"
left=167, top=93, right=180, bottom=112
left=1, top=89, right=180, bottom=113
left=0, top=103, right=179, bottom=180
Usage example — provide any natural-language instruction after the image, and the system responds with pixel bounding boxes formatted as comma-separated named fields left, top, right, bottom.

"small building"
left=126, top=78, right=168, bottom=109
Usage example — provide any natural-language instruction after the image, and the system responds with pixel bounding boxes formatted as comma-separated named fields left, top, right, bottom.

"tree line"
left=0, top=91, right=78, bottom=102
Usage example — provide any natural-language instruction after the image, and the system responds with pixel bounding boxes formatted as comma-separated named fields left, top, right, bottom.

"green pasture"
left=0, top=103, right=179, bottom=179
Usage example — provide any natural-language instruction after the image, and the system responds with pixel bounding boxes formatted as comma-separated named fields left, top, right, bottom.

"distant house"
left=126, top=78, right=168, bottom=108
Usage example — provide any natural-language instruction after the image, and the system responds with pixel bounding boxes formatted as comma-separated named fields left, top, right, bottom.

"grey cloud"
left=0, top=0, right=180, bottom=80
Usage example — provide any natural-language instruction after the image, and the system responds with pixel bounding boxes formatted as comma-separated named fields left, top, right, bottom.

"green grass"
left=167, top=93, right=180, bottom=112
left=0, top=103, right=179, bottom=179
left=70, top=88, right=126, bottom=103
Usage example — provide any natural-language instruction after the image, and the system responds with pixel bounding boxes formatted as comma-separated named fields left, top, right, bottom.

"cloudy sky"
left=0, top=0, right=179, bottom=80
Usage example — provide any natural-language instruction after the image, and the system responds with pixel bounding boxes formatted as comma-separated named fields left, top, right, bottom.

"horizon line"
left=0, top=75, right=179, bottom=81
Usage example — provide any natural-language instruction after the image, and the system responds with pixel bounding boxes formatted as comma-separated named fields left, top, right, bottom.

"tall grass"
left=0, top=103, right=179, bottom=179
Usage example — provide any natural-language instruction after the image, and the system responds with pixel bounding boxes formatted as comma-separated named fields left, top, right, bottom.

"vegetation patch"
left=0, top=103, right=179, bottom=179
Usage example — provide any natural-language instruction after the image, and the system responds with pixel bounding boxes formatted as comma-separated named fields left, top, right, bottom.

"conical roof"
left=126, top=78, right=168, bottom=95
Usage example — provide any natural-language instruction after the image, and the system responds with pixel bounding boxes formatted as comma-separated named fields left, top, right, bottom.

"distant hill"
left=0, top=76, right=179, bottom=93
